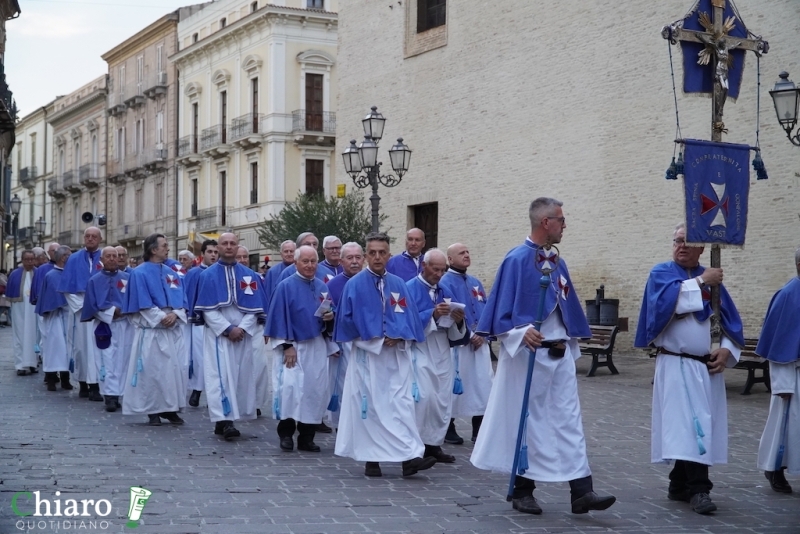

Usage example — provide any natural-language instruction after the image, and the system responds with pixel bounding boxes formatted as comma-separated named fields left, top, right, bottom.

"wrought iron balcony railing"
left=291, top=110, right=336, bottom=134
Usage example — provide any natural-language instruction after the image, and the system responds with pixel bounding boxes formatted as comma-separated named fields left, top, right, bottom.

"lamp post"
left=9, top=194, right=21, bottom=267
left=769, top=71, right=800, bottom=146
left=35, top=216, right=46, bottom=247
left=341, top=106, right=412, bottom=233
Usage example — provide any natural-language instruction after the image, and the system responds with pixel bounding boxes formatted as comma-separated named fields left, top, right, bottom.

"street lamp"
left=342, top=106, right=411, bottom=233
left=769, top=71, right=800, bottom=146
left=9, top=194, right=21, bottom=267
left=34, top=216, right=46, bottom=247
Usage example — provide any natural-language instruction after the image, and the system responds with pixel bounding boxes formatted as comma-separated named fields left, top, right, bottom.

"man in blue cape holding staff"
left=755, top=247, right=800, bottom=494
left=470, top=197, right=615, bottom=516
left=635, top=223, right=744, bottom=514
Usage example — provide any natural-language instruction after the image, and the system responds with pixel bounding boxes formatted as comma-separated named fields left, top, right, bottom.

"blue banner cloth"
left=680, top=0, right=748, bottom=99
left=683, top=139, right=750, bottom=247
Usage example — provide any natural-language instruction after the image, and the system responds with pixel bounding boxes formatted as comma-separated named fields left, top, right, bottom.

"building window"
left=251, top=1, right=258, bottom=12
left=156, top=112, right=164, bottom=146
left=307, top=0, right=324, bottom=8
left=191, top=179, right=198, bottom=217
left=91, top=135, right=98, bottom=165
left=155, top=182, right=163, bottom=217
left=118, top=192, right=125, bottom=224
left=192, top=103, right=199, bottom=152
left=305, top=159, right=324, bottom=196
left=156, top=45, right=163, bottom=74
left=220, top=90, right=227, bottom=143
left=412, top=202, right=438, bottom=252
left=135, top=188, right=143, bottom=220
left=219, top=171, right=227, bottom=226
left=250, top=162, right=258, bottom=204
left=74, top=141, right=81, bottom=168
left=251, top=77, right=259, bottom=116
left=305, top=73, right=323, bottom=131
left=192, top=33, right=199, bottom=43
left=220, top=17, right=226, bottom=29
left=30, top=135, right=36, bottom=169
left=417, top=0, right=446, bottom=33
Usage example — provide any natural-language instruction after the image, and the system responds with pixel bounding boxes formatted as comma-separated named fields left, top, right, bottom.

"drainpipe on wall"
left=104, top=75, right=109, bottom=245
left=174, top=62, right=180, bottom=256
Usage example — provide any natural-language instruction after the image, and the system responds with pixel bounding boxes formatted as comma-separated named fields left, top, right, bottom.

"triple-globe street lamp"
left=341, top=106, right=412, bottom=233
left=769, top=71, right=800, bottom=146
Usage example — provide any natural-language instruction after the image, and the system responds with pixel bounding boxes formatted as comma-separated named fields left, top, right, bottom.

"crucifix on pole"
left=662, top=0, right=768, bottom=343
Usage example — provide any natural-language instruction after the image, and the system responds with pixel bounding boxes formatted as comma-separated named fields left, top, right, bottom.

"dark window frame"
left=417, top=0, right=446, bottom=33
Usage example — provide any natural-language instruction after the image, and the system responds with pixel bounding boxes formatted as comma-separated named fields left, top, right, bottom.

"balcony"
left=58, top=230, right=83, bottom=249
left=291, top=110, right=336, bottom=146
left=62, top=171, right=82, bottom=193
left=106, top=158, right=127, bottom=184
left=107, top=91, right=127, bottom=117
left=124, top=83, right=145, bottom=108
left=143, top=146, right=169, bottom=172
left=177, top=135, right=202, bottom=166
left=124, top=152, right=147, bottom=178
left=200, top=125, right=231, bottom=158
left=195, top=206, right=229, bottom=231
left=143, top=71, right=167, bottom=99
left=79, top=163, right=103, bottom=187
left=230, top=113, right=264, bottom=149
left=48, top=176, right=66, bottom=198
left=19, top=166, right=37, bottom=189
left=16, top=226, right=34, bottom=244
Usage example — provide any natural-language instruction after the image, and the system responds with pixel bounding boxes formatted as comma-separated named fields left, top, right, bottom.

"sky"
left=4, top=0, right=219, bottom=118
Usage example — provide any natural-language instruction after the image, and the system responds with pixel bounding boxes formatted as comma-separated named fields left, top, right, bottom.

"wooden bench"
left=579, top=325, right=620, bottom=377
left=733, top=337, right=770, bottom=395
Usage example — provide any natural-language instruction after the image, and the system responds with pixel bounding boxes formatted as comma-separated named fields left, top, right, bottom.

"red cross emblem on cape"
left=166, top=274, right=180, bottom=289
left=320, top=291, right=329, bottom=303
left=536, top=249, right=558, bottom=272
left=239, top=276, right=257, bottom=295
left=95, top=263, right=103, bottom=270
left=116, top=279, right=127, bottom=294
left=700, top=183, right=729, bottom=228
left=558, top=274, right=570, bottom=301
left=390, top=292, right=406, bottom=313
left=471, top=286, right=485, bottom=302
left=324, top=274, right=334, bottom=283
left=171, top=263, right=186, bottom=276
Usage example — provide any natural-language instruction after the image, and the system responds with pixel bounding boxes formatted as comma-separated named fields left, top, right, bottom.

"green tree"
left=255, top=191, right=390, bottom=252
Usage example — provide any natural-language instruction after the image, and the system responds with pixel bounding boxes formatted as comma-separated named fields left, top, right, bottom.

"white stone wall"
left=336, top=0, right=800, bottom=346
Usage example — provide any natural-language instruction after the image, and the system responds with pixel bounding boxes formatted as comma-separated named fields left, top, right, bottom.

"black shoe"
left=256, top=409, right=262, bottom=417
left=148, top=414, right=162, bottom=426
left=765, top=470, right=793, bottom=494
left=188, top=390, right=201, bottom=407
left=279, top=437, right=294, bottom=451
left=60, top=372, right=73, bottom=390
left=104, top=397, right=117, bottom=412
left=425, top=445, right=456, bottom=464
left=115, top=397, right=122, bottom=409
left=402, top=456, right=437, bottom=477
left=214, top=422, right=225, bottom=435
left=512, top=495, right=542, bottom=515
left=315, top=422, right=333, bottom=433
left=47, top=381, right=57, bottom=392
left=223, top=423, right=240, bottom=441
left=298, top=441, right=321, bottom=452
left=87, top=385, right=103, bottom=402
left=364, top=462, right=382, bottom=477
left=29, top=366, right=38, bottom=374
left=78, top=382, right=89, bottom=397
left=444, top=428, right=464, bottom=445
left=571, top=491, right=616, bottom=514
left=16, top=369, right=29, bottom=376
left=160, top=412, right=184, bottom=425
left=689, top=492, right=716, bottom=514
left=667, top=489, right=691, bottom=502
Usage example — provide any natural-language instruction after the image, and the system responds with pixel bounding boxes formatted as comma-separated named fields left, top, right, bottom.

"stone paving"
left=0, top=326, right=797, bottom=534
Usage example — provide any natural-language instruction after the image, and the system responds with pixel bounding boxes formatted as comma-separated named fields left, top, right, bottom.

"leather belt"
left=656, top=347, right=710, bottom=364
left=540, top=340, right=566, bottom=358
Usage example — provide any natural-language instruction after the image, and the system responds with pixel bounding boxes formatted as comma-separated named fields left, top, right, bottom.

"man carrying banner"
left=635, top=223, right=744, bottom=514
left=755, top=247, right=800, bottom=494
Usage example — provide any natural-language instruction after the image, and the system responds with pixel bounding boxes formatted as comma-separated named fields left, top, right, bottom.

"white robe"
left=452, top=339, right=494, bottom=417
left=202, top=306, right=259, bottom=423
left=651, top=278, right=741, bottom=466
left=92, top=307, right=134, bottom=397
left=122, top=308, right=187, bottom=415
left=413, top=317, right=465, bottom=445
left=187, top=324, right=205, bottom=392
left=335, top=337, right=426, bottom=463
left=252, top=333, right=270, bottom=412
left=11, top=270, right=37, bottom=370
left=326, top=342, right=351, bottom=427
left=757, top=360, right=800, bottom=475
left=64, top=293, right=98, bottom=383
left=471, top=312, right=591, bottom=482
left=271, top=335, right=336, bottom=424
left=41, top=306, right=70, bottom=372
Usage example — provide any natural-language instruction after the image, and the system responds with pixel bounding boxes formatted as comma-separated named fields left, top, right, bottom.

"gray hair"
left=238, top=245, right=249, bottom=254
left=422, top=248, right=446, bottom=263
left=674, top=222, right=686, bottom=238
left=341, top=242, right=363, bottom=256
left=529, top=197, right=563, bottom=227
left=178, top=250, right=195, bottom=260
left=54, top=245, right=72, bottom=263
left=294, top=244, right=317, bottom=261
left=795, top=246, right=800, bottom=275
left=280, top=240, right=295, bottom=251
left=31, top=247, right=46, bottom=259
left=323, top=235, right=341, bottom=248
left=296, top=232, right=316, bottom=246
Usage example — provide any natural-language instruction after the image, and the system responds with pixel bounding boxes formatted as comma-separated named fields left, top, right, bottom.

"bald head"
left=218, top=232, right=239, bottom=262
left=405, top=228, right=425, bottom=258
left=447, top=243, right=471, bottom=271
left=84, top=226, right=102, bottom=252
left=421, top=248, right=447, bottom=285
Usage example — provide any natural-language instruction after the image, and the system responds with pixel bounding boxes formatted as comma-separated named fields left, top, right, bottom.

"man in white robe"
left=36, top=246, right=72, bottom=390
left=195, top=234, right=263, bottom=440
left=122, top=233, right=187, bottom=426
left=184, top=239, right=218, bottom=407
left=10, top=250, right=38, bottom=375
left=635, top=223, right=744, bottom=514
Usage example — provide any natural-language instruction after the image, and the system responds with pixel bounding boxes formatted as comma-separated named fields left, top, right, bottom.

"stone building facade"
left=172, top=0, right=338, bottom=267
left=336, top=0, right=800, bottom=345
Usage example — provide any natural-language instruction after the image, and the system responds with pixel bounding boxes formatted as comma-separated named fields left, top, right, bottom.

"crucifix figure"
left=661, top=0, right=768, bottom=342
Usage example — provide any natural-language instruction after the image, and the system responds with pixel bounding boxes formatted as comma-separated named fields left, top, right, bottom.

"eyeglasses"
left=673, top=239, right=687, bottom=246
left=544, top=216, right=566, bottom=225
left=324, top=246, right=341, bottom=251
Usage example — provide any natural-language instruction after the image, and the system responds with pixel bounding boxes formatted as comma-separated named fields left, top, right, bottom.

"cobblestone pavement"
left=0, top=327, right=797, bottom=534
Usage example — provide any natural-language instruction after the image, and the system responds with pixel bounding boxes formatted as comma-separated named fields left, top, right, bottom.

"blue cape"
left=165, top=258, right=187, bottom=278
left=122, top=262, right=187, bottom=314
left=333, top=269, right=425, bottom=343
left=278, top=264, right=327, bottom=283
left=318, top=260, right=343, bottom=283
left=30, top=262, right=55, bottom=305
left=476, top=240, right=591, bottom=339
left=35, top=267, right=67, bottom=315
left=194, top=261, right=265, bottom=314
left=183, top=263, right=208, bottom=317
left=440, top=269, right=487, bottom=333
left=81, top=269, right=129, bottom=322
left=5, top=267, right=27, bottom=300
left=407, top=275, right=469, bottom=347
left=634, top=261, right=744, bottom=348
left=755, top=277, right=800, bottom=363
left=386, top=251, right=423, bottom=282
left=264, top=273, right=327, bottom=342
left=326, top=272, right=353, bottom=307
left=58, top=248, right=103, bottom=294
left=263, top=262, right=291, bottom=311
